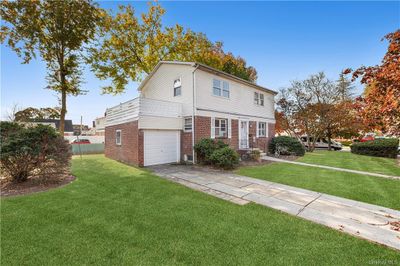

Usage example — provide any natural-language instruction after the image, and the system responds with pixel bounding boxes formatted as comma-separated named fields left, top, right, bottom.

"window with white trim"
left=173, top=78, right=181, bottom=96
left=184, top=117, right=192, bottom=132
left=254, top=92, right=264, bottom=106
left=258, top=122, right=266, bottom=137
left=116, top=130, right=121, bottom=145
left=214, top=118, right=228, bottom=138
left=213, top=79, right=229, bottom=98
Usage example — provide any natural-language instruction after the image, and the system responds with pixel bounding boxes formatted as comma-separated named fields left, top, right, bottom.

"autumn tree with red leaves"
left=344, top=30, right=400, bottom=136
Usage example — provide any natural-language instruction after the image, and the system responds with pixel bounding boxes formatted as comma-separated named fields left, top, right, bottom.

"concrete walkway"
left=150, top=165, right=400, bottom=251
left=262, top=156, right=400, bottom=180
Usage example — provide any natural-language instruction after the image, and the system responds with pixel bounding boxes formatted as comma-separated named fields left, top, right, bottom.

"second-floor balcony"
left=105, top=97, right=182, bottom=127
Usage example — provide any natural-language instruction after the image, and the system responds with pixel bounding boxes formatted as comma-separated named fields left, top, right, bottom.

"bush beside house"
left=350, top=139, right=399, bottom=158
left=0, top=122, right=72, bottom=182
left=194, top=138, right=239, bottom=169
left=268, top=136, right=305, bottom=156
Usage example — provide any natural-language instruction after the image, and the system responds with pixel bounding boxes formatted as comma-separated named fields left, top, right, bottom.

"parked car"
left=360, top=133, right=375, bottom=142
left=71, top=139, right=91, bottom=144
left=300, top=136, right=342, bottom=150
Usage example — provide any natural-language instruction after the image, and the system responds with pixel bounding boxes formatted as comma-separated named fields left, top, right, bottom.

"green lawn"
left=2, top=155, right=399, bottom=265
left=238, top=153, right=400, bottom=210
left=298, top=150, right=400, bottom=176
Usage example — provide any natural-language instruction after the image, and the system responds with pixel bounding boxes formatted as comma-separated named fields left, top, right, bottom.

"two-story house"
left=104, top=61, right=277, bottom=166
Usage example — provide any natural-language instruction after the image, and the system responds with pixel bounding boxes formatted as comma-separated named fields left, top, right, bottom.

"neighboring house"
left=73, top=124, right=90, bottom=136
left=92, top=116, right=106, bottom=136
left=23, top=119, right=74, bottom=136
left=104, top=61, right=277, bottom=166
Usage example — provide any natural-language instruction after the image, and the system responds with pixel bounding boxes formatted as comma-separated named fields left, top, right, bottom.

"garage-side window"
left=116, top=130, right=121, bottom=145
left=184, top=117, right=192, bottom=132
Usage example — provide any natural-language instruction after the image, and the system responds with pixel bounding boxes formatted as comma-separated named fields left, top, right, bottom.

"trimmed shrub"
left=209, top=146, right=240, bottom=169
left=250, top=149, right=261, bottom=162
left=268, top=136, right=305, bottom=156
left=194, top=138, right=227, bottom=164
left=350, top=139, right=399, bottom=158
left=0, top=122, right=72, bottom=182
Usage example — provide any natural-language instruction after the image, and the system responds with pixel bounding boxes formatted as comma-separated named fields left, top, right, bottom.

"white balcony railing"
left=105, top=97, right=182, bottom=127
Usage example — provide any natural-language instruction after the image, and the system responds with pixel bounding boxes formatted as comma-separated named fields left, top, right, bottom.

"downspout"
left=192, top=63, right=199, bottom=164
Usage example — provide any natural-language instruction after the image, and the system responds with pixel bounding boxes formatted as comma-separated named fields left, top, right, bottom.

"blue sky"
left=1, top=1, right=399, bottom=125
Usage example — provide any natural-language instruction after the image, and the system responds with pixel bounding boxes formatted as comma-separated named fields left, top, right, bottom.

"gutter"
left=192, top=63, right=200, bottom=164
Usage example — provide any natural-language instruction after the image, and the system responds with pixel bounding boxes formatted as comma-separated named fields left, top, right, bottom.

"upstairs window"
left=174, top=78, right=181, bottom=96
left=254, top=92, right=264, bottom=106
left=184, top=117, right=192, bottom=132
left=213, top=79, right=229, bottom=98
left=254, top=92, right=259, bottom=105
left=116, top=130, right=121, bottom=145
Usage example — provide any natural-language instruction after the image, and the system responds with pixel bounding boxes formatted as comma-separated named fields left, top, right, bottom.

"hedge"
left=350, top=138, right=399, bottom=158
left=209, top=146, right=240, bottom=169
left=268, top=136, right=305, bottom=156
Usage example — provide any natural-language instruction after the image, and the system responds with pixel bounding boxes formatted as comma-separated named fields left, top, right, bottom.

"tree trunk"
left=328, top=135, right=332, bottom=151
left=327, top=128, right=332, bottom=151
left=59, top=75, right=67, bottom=135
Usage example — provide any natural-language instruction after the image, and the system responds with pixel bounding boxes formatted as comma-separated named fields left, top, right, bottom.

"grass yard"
left=1, top=155, right=399, bottom=265
left=238, top=152, right=400, bottom=210
left=298, top=150, right=400, bottom=176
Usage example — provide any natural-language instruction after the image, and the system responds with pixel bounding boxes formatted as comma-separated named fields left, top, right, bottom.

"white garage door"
left=144, top=130, right=180, bottom=166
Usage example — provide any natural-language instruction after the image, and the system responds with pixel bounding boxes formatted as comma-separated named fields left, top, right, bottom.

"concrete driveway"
left=150, top=164, right=400, bottom=251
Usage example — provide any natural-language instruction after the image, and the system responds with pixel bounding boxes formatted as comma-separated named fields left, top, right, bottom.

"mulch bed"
left=1, top=173, right=75, bottom=198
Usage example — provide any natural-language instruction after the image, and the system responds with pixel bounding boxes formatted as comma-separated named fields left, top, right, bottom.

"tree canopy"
left=88, top=3, right=257, bottom=94
left=276, top=72, right=360, bottom=150
left=344, top=30, right=400, bottom=136
left=14, top=107, right=61, bottom=122
left=1, top=0, right=102, bottom=134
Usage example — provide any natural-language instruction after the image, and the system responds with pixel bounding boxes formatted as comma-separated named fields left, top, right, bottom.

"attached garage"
left=143, top=130, right=181, bottom=166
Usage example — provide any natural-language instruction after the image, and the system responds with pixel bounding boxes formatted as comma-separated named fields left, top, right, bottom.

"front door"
left=239, top=120, right=249, bottom=149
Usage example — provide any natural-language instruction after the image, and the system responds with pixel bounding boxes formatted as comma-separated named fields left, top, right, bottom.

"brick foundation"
left=104, top=121, right=144, bottom=166
left=186, top=116, right=274, bottom=156
left=105, top=117, right=275, bottom=166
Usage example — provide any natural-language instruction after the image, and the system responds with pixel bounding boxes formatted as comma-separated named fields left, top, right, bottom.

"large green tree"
left=1, top=0, right=101, bottom=134
left=88, top=3, right=257, bottom=94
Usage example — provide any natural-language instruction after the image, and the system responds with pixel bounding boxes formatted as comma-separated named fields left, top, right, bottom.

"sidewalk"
left=262, top=156, right=400, bottom=180
left=151, top=165, right=400, bottom=251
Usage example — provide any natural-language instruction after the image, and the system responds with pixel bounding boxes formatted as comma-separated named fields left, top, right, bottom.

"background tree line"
left=1, top=1, right=398, bottom=140
left=276, top=29, right=400, bottom=150
left=1, top=1, right=257, bottom=134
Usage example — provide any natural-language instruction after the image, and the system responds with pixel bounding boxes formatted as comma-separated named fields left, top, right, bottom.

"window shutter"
left=211, top=117, right=215, bottom=139
left=266, top=123, right=268, bottom=137
left=228, top=119, right=232, bottom=139
left=256, top=121, right=259, bottom=138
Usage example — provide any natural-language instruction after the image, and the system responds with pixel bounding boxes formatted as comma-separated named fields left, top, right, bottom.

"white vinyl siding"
left=116, top=130, right=121, bottom=145
left=184, top=117, right=192, bottom=132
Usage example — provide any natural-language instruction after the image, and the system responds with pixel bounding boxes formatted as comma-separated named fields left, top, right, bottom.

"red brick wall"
left=181, top=131, right=193, bottom=159
left=104, top=121, right=143, bottom=166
